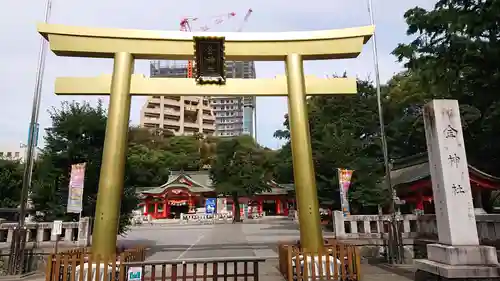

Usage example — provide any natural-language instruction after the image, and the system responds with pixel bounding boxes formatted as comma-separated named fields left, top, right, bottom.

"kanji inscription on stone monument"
left=423, top=99, right=478, bottom=246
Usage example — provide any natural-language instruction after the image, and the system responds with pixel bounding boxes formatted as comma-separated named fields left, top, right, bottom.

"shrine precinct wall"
left=332, top=211, right=500, bottom=244
left=0, top=217, right=91, bottom=248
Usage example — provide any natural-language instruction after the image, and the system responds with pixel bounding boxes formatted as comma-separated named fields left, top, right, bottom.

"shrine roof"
left=259, top=181, right=294, bottom=195
left=138, top=170, right=214, bottom=195
left=388, top=152, right=500, bottom=188
left=137, top=171, right=293, bottom=196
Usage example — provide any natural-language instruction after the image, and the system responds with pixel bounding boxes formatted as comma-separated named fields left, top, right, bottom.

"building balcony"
left=148, top=97, right=161, bottom=104
left=143, top=112, right=160, bottom=119
left=184, top=105, right=198, bottom=113
left=217, top=126, right=243, bottom=131
left=142, top=117, right=160, bottom=124
left=184, top=122, right=200, bottom=129
left=213, top=108, right=241, bottom=112
left=210, top=100, right=239, bottom=106
left=144, top=107, right=161, bottom=114
left=218, top=119, right=243, bottom=125
left=164, top=119, right=181, bottom=126
left=203, top=128, right=215, bottom=135
left=164, top=108, right=181, bottom=116
left=143, top=123, right=160, bottom=129
left=203, top=114, right=215, bottom=121
left=216, top=115, right=243, bottom=120
left=163, top=124, right=180, bottom=134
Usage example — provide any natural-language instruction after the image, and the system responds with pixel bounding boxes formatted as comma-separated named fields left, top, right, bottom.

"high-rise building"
left=140, top=60, right=256, bottom=138
left=140, top=61, right=216, bottom=136
left=212, top=61, right=256, bottom=137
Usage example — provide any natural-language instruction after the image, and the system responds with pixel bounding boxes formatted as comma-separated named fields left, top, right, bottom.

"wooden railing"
left=124, top=257, right=264, bottom=281
left=45, top=246, right=147, bottom=281
left=278, top=241, right=362, bottom=281
left=45, top=250, right=264, bottom=281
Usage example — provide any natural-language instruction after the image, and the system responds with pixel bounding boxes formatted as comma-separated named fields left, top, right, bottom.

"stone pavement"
left=0, top=219, right=414, bottom=281
left=118, top=218, right=413, bottom=281
left=118, top=218, right=303, bottom=260
left=362, top=264, right=412, bottom=281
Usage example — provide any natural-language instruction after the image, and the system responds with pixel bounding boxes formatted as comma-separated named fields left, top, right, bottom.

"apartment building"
left=140, top=95, right=216, bottom=136
left=140, top=61, right=216, bottom=136
left=141, top=61, right=256, bottom=137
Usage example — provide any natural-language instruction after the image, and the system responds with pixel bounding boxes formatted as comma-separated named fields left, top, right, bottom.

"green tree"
left=0, top=159, right=23, bottom=208
left=210, top=136, right=272, bottom=222
left=128, top=127, right=205, bottom=171
left=31, top=101, right=138, bottom=234
left=273, top=79, right=388, bottom=213
left=392, top=0, right=500, bottom=174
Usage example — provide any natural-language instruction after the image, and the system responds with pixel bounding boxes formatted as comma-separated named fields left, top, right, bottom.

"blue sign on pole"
left=205, top=198, right=216, bottom=214
left=28, top=123, right=40, bottom=147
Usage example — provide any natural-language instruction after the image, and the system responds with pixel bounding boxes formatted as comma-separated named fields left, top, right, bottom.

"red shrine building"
left=390, top=153, right=500, bottom=214
left=137, top=170, right=295, bottom=219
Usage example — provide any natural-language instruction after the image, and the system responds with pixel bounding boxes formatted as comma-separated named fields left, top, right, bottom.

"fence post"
left=77, top=217, right=91, bottom=247
left=333, top=211, right=346, bottom=239
left=253, top=261, right=259, bottom=281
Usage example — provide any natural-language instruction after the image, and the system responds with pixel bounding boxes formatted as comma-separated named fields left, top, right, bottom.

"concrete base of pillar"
left=414, top=243, right=500, bottom=280
left=427, top=244, right=498, bottom=266
left=415, top=263, right=500, bottom=280
left=475, top=208, right=487, bottom=215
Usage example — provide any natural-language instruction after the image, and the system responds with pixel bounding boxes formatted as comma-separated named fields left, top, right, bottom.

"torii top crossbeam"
left=38, top=24, right=374, bottom=97
left=37, top=23, right=374, bottom=61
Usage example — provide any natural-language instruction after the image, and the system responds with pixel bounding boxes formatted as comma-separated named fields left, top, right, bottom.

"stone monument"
left=415, top=99, right=499, bottom=280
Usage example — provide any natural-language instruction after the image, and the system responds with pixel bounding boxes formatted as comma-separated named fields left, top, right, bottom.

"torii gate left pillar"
left=38, top=23, right=374, bottom=258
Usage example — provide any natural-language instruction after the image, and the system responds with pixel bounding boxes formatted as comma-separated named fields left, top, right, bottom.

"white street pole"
left=9, top=0, right=53, bottom=274
left=367, top=0, right=402, bottom=264
left=18, top=0, right=53, bottom=228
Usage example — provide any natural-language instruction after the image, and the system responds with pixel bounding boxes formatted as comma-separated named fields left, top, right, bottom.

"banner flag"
left=216, top=198, right=227, bottom=214
left=338, top=168, right=354, bottom=217
left=67, top=163, right=86, bottom=214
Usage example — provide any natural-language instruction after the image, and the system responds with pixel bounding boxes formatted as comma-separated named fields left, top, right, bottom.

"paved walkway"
left=362, top=264, right=413, bottom=281
left=1, top=219, right=413, bottom=281
left=117, top=219, right=413, bottom=281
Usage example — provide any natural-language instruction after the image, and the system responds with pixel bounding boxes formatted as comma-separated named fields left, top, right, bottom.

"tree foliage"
left=274, top=79, right=388, bottom=213
left=392, top=0, right=500, bottom=174
left=128, top=127, right=208, bottom=171
left=30, top=101, right=138, bottom=234
left=210, top=136, right=274, bottom=221
left=273, top=0, right=500, bottom=214
left=0, top=159, right=23, bottom=208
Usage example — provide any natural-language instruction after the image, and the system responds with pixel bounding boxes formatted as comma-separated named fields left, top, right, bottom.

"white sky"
left=0, top=0, right=436, bottom=149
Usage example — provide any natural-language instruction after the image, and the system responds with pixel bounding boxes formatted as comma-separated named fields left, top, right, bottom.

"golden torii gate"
left=38, top=23, right=374, bottom=258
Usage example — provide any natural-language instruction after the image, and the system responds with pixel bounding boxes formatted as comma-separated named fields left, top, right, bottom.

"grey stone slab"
left=427, top=244, right=498, bottom=266
left=415, top=259, right=500, bottom=279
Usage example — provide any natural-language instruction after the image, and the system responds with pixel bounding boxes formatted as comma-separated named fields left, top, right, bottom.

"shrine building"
left=137, top=170, right=295, bottom=219
left=390, top=153, right=500, bottom=214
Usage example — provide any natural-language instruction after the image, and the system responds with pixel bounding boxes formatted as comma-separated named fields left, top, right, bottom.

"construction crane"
left=180, top=9, right=253, bottom=78
left=237, top=8, right=253, bottom=32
